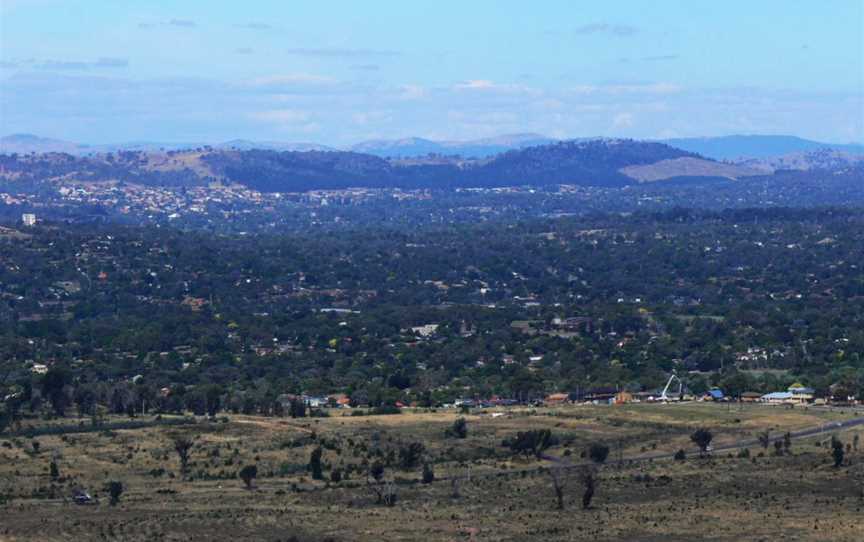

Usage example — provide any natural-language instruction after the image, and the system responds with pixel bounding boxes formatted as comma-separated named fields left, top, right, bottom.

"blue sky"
left=1, top=0, right=862, bottom=145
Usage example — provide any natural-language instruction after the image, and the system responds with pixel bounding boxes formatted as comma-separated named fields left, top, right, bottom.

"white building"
left=22, top=213, right=36, bottom=226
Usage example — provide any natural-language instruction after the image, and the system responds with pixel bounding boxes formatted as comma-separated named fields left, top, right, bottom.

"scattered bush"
left=422, top=463, right=435, bottom=484
left=371, top=405, right=401, bottom=416
left=106, top=481, right=124, bottom=506
left=446, top=418, right=468, bottom=439
left=588, top=442, right=610, bottom=464
left=690, top=427, right=713, bottom=457
left=504, top=429, right=558, bottom=458
left=309, top=447, right=324, bottom=480
left=398, top=442, right=425, bottom=469
left=239, top=464, right=257, bottom=489
left=831, top=436, right=845, bottom=467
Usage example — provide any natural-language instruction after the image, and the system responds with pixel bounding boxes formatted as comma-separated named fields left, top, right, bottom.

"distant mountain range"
left=349, top=133, right=555, bottom=158
left=3, top=132, right=861, bottom=161
left=734, top=148, right=864, bottom=173
left=660, top=135, right=864, bottom=160
left=3, top=139, right=764, bottom=192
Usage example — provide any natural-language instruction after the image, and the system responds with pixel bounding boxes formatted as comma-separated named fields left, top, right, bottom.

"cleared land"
left=1, top=403, right=863, bottom=541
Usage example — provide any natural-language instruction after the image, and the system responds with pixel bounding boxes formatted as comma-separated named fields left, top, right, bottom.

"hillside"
left=663, top=135, right=864, bottom=160
left=734, top=149, right=864, bottom=173
left=0, top=134, right=87, bottom=155
left=621, top=157, right=763, bottom=182
left=1, top=139, right=716, bottom=192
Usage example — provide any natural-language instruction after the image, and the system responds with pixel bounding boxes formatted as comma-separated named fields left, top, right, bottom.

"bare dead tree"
left=548, top=465, right=568, bottom=510
left=366, top=460, right=397, bottom=505
left=579, top=466, right=598, bottom=510
left=382, top=480, right=398, bottom=506
left=172, top=436, right=194, bottom=476
left=367, top=476, right=397, bottom=506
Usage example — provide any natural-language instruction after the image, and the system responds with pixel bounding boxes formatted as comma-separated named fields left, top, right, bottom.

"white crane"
left=660, top=373, right=683, bottom=402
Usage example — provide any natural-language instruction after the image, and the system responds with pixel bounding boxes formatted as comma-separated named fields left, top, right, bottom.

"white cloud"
left=397, top=84, right=426, bottom=100
left=452, top=80, right=539, bottom=95
left=351, top=111, right=391, bottom=125
left=454, top=79, right=496, bottom=90
left=612, top=112, right=635, bottom=128
left=249, top=109, right=312, bottom=124
left=570, top=83, right=682, bottom=95
left=247, top=74, right=337, bottom=87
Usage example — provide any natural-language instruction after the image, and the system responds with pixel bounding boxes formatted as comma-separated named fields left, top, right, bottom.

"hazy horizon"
left=1, top=0, right=862, bottom=145
left=4, top=131, right=864, bottom=149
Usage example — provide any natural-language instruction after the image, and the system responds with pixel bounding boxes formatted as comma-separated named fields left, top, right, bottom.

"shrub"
left=398, top=442, right=425, bottom=469
left=831, top=436, right=844, bottom=467
left=289, top=399, right=306, bottom=418
left=106, top=481, right=124, bottom=506
left=422, top=463, right=435, bottom=484
left=371, top=405, right=401, bottom=416
left=690, top=427, right=713, bottom=456
left=673, top=449, right=686, bottom=461
left=505, top=429, right=558, bottom=458
left=773, top=440, right=784, bottom=456
left=239, top=464, right=257, bottom=489
left=446, top=418, right=468, bottom=439
left=588, top=442, right=610, bottom=464
left=369, top=461, right=385, bottom=482
left=309, top=447, right=324, bottom=480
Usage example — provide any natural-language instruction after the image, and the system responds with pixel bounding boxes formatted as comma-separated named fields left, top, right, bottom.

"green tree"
left=398, top=442, right=425, bottom=469
left=289, top=399, right=306, bottom=418
left=831, top=437, right=845, bottom=468
left=40, top=368, right=70, bottom=417
left=507, top=429, right=558, bottom=458
left=446, top=417, right=468, bottom=439
left=690, top=427, right=713, bottom=457
left=588, top=442, right=610, bottom=464
left=309, top=446, right=323, bottom=480
left=106, top=481, right=124, bottom=506
left=239, top=464, right=257, bottom=489
left=421, top=463, right=435, bottom=484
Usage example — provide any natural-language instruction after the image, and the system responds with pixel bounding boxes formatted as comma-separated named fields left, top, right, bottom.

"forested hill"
left=1, top=139, right=730, bottom=192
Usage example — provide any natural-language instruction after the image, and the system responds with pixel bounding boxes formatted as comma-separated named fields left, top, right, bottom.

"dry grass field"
left=1, top=403, right=863, bottom=541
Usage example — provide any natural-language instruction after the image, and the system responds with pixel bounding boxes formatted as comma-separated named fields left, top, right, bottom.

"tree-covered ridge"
left=1, top=140, right=701, bottom=192
left=0, top=207, right=863, bottom=418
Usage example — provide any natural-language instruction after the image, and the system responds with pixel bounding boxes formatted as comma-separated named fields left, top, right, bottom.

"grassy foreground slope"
left=1, top=404, right=863, bottom=541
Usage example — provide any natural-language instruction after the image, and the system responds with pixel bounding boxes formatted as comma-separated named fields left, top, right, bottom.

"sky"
left=1, top=0, right=862, bottom=145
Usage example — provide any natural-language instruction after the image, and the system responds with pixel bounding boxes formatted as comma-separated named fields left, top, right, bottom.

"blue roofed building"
left=707, top=388, right=725, bottom=401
